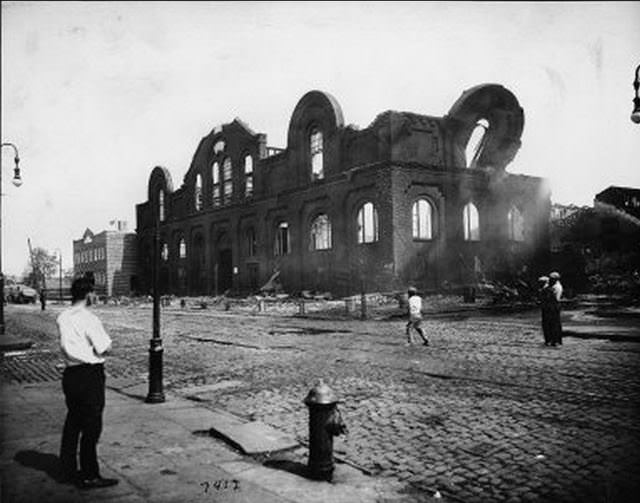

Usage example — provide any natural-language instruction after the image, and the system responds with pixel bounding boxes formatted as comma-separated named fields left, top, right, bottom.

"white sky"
left=1, top=1, right=639, bottom=277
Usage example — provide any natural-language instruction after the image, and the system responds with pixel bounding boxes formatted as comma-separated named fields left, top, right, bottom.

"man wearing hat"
left=58, top=276, right=119, bottom=489
left=537, top=276, right=552, bottom=345
left=405, top=286, right=429, bottom=346
left=548, top=272, right=564, bottom=346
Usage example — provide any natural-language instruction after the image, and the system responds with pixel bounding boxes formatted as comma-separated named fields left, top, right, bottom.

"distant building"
left=73, top=221, right=137, bottom=297
left=594, top=186, right=640, bottom=220
left=136, top=84, right=550, bottom=297
left=550, top=203, right=585, bottom=222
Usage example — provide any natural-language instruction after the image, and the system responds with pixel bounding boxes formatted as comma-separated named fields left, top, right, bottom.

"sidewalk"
left=0, top=379, right=408, bottom=503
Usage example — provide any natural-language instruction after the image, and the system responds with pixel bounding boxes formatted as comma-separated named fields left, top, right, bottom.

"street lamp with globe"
left=1, top=142, right=24, bottom=335
left=632, top=64, right=640, bottom=124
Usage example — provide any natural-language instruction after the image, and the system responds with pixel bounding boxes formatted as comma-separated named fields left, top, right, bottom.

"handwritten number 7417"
left=200, top=479, right=240, bottom=493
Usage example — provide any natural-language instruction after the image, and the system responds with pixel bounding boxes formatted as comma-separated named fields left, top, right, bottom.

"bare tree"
left=22, top=247, right=59, bottom=289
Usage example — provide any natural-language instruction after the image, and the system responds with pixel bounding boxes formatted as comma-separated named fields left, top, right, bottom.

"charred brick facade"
left=136, top=85, right=550, bottom=296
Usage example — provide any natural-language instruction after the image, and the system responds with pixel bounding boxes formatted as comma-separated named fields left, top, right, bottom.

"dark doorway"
left=130, top=275, right=140, bottom=296
left=218, top=249, right=233, bottom=294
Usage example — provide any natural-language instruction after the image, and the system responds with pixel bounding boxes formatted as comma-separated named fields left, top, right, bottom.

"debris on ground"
left=260, top=270, right=283, bottom=295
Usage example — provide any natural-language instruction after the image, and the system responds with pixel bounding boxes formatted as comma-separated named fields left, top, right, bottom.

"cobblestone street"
left=2, top=300, right=639, bottom=502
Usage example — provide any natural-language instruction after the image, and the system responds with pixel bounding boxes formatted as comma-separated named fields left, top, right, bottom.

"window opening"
left=244, top=155, right=253, bottom=198
left=212, top=162, right=221, bottom=207
left=463, top=202, right=480, bottom=241
left=508, top=206, right=525, bottom=242
left=245, top=227, right=256, bottom=257
left=195, top=174, right=203, bottom=211
left=465, top=118, right=489, bottom=168
left=310, top=214, right=332, bottom=250
left=357, top=202, right=379, bottom=244
left=412, top=199, right=433, bottom=240
left=274, top=222, right=290, bottom=256
left=223, top=157, right=233, bottom=204
left=159, top=189, right=165, bottom=222
left=310, top=129, right=324, bottom=180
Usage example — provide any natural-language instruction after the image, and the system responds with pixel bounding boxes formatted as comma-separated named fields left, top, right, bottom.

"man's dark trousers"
left=60, top=363, right=105, bottom=479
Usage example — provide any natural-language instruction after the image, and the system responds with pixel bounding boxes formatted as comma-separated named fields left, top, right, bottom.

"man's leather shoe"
left=79, top=477, right=119, bottom=489
left=57, top=470, right=80, bottom=485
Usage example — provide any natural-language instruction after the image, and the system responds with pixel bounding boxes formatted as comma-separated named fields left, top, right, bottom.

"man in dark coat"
left=537, top=276, right=552, bottom=346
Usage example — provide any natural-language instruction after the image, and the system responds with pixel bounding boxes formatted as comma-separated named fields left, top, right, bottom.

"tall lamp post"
left=54, top=248, right=63, bottom=302
left=146, top=201, right=165, bottom=403
left=1, top=142, right=23, bottom=335
left=631, top=64, right=640, bottom=124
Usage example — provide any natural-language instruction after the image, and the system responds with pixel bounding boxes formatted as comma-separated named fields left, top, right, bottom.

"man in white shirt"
left=58, top=276, right=118, bottom=489
left=548, top=271, right=564, bottom=346
left=405, top=287, right=429, bottom=346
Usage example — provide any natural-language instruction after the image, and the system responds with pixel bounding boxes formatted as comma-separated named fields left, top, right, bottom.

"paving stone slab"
left=212, top=419, right=299, bottom=455
left=182, top=380, right=246, bottom=394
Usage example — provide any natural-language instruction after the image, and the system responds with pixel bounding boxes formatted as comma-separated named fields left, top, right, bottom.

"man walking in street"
left=40, top=287, right=47, bottom=311
left=406, top=286, right=429, bottom=346
left=57, top=276, right=118, bottom=489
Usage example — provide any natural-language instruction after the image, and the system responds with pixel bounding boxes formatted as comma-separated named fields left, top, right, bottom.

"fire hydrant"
left=304, top=380, right=347, bottom=481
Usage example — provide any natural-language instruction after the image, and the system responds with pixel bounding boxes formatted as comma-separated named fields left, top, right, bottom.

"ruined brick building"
left=136, top=84, right=550, bottom=297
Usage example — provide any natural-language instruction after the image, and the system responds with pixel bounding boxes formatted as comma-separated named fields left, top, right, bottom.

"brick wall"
left=107, top=232, right=137, bottom=297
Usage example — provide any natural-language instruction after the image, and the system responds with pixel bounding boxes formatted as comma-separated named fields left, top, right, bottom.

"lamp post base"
left=145, top=338, right=165, bottom=403
left=0, top=273, right=5, bottom=336
left=145, top=391, right=166, bottom=404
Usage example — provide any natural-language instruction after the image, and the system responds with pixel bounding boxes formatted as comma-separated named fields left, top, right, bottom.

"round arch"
left=447, top=84, right=524, bottom=171
left=287, top=90, right=345, bottom=149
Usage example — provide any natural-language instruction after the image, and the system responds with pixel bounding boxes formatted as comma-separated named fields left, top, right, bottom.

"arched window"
left=412, top=199, right=433, bottom=240
left=213, top=139, right=225, bottom=154
left=508, top=206, right=525, bottom=242
left=212, top=162, right=221, bottom=207
left=310, top=128, right=324, bottom=181
left=465, top=118, right=489, bottom=168
left=179, top=238, right=187, bottom=259
left=310, top=214, right=332, bottom=250
left=463, top=202, right=480, bottom=241
left=161, top=243, right=169, bottom=261
left=274, top=221, right=290, bottom=256
left=357, top=202, right=379, bottom=244
left=245, top=227, right=256, bottom=257
left=195, top=174, right=203, bottom=211
left=158, top=189, right=165, bottom=222
left=244, top=155, right=253, bottom=198
left=222, top=157, right=233, bottom=204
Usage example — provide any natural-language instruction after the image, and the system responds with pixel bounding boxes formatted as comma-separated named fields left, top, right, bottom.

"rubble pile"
left=588, top=272, right=640, bottom=299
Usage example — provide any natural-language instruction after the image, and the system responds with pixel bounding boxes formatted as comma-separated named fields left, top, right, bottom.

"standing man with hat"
left=548, top=271, right=564, bottom=346
left=57, top=276, right=119, bottom=489
left=537, top=276, right=552, bottom=346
